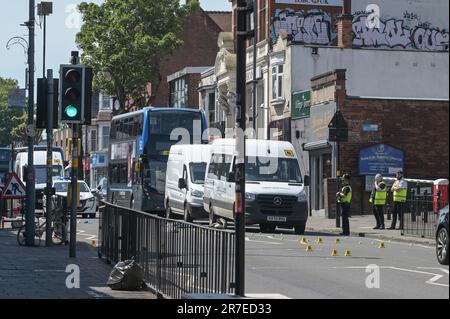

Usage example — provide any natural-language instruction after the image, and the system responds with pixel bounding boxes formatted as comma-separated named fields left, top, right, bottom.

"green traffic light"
left=65, top=105, right=78, bottom=118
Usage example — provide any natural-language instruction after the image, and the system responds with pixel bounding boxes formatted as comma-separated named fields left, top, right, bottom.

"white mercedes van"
left=165, top=144, right=211, bottom=222
left=203, top=139, right=308, bottom=234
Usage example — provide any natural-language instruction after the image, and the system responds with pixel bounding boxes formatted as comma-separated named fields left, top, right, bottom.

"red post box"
left=434, top=179, right=449, bottom=213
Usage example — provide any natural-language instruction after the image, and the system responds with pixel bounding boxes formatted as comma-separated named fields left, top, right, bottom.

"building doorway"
left=309, top=149, right=332, bottom=213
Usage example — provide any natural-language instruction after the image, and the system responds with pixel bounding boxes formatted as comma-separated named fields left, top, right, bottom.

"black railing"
left=390, top=189, right=448, bottom=239
left=98, top=201, right=236, bottom=299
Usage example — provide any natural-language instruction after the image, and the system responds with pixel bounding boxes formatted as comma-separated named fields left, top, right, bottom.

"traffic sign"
left=1, top=172, right=26, bottom=199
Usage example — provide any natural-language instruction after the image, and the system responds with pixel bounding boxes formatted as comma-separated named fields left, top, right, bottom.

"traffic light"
left=36, top=78, right=59, bottom=129
left=59, top=64, right=92, bottom=124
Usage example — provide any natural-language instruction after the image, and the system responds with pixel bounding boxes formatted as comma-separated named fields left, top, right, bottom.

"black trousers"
left=391, top=202, right=405, bottom=229
left=373, top=205, right=385, bottom=227
left=339, top=203, right=350, bottom=235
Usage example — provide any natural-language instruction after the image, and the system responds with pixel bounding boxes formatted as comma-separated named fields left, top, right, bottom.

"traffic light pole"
left=45, top=69, right=54, bottom=246
left=25, top=0, right=36, bottom=246
left=69, top=124, right=78, bottom=258
left=235, top=0, right=247, bottom=298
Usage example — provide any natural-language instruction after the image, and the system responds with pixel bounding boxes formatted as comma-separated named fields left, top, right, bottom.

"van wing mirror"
left=178, top=178, right=187, bottom=189
left=227, top=172, right=236, bottom=183
left=303, top=175, right=310, bottom=186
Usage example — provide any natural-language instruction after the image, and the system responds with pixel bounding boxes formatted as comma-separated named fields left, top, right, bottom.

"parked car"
left=165, top=144, right=211, bottom=222
left=436, top=205, right=449, bottom=265
left=203, top=139, right=309, bottom=234
left=48, top=179, right=97, bottom=219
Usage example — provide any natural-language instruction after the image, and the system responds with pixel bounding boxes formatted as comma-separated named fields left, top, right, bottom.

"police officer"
left=336, top=174, right=352, bottom=236
left=389, top=170, right=408, bottom=230
left=370, top=174, right=387, bottom=229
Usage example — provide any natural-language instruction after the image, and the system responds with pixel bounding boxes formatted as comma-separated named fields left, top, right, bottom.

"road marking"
left=417, top=267, right=449, bottom=275
left=246, top=237, right=283, bottom=245
left=335, top=266, right=449, bottom=288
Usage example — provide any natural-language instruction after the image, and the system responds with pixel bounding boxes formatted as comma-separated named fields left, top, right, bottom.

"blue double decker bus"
left=107, top=107, right=207, bottom=213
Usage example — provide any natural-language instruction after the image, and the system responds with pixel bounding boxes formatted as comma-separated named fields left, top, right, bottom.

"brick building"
left=149, top=8, right=231, bottom=108
left=310, top=69, right=449, bottom=217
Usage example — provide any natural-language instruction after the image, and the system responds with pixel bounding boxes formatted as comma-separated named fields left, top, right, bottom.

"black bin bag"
left=107, top=259, right=145, bottom=291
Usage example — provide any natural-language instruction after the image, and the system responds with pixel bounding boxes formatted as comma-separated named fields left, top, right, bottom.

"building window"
left=259, top=0, right=266, bottom=41
left=208, top=92, right=215, bottom=124
left=91, top=129, right=97, bottom=151
left=170, top=77, right=188, bottom=108
left=272, top=64, right=284, bottom=100
left=101, top=126, right=110, bottom=150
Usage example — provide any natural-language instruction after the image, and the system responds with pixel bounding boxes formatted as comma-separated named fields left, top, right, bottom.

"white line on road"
left=246, top=237, right=283, bottom=245
left=335, top=266, right=449, bottom=288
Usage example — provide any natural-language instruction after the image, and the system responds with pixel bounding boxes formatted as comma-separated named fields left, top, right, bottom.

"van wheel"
left=184, top=204, right=193, bottom=223
left=166, top=202, right=175, bottom=220
left=260, top=224, right=276, bottom=233
left=209, top=205, right=218, bottom=227
left=294, top=222, right=306, bottom=235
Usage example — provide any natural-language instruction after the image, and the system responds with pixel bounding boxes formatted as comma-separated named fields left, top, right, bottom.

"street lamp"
left=6, top=36, right=29, bottom=64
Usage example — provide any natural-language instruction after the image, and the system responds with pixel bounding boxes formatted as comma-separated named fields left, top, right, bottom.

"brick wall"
left=340, top=98, right=450, bottom=180
left=312, top=69, right=449, bottom=216
left=150, top=9, right=227, bottom=107
left=187, top=73, right=202, bottom=109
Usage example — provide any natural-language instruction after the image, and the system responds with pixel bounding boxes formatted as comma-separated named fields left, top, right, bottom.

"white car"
left=50, top=180, right=97, bottom=218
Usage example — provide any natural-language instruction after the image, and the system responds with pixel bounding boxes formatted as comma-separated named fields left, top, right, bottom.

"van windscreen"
left=246, top=157, right=302, bottom=183
left=190, top=163, right=207, bottom=184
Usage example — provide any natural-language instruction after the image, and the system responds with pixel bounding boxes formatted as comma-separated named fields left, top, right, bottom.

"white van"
left=203, top=139, right=309, bottom=234
left=165, top=144, right=211, bottom=222
left=14, top=146, right=65, bottom=209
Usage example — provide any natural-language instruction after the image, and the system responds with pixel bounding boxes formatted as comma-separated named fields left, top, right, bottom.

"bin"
left=434, top=179, right=449, bottom=213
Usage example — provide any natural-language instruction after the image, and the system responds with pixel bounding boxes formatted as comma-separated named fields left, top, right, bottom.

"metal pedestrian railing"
left=395, top=190, right=447, bottom=239
left=98, top=201, right=236, bottom=299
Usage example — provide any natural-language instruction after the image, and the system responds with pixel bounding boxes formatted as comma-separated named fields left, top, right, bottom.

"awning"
left=303, top=140, right=331, bottom=151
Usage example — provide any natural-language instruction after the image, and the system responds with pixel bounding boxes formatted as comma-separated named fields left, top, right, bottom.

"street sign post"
left=8, top=89, right=27, bottom=109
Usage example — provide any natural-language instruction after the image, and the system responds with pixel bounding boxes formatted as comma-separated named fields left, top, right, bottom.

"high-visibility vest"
left=370, top=182, right=387, bottom=205
left=394, top=188, right=408, bottom=202
left=338, top=185, right=352, bottom=204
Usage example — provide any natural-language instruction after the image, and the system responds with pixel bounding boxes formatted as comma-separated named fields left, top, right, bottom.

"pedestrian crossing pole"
left=69, top=125, right=78, bottom=258
left=45, top=69, right=54, bottom=246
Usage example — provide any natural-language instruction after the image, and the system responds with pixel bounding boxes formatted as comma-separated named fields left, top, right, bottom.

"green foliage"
left=76, top=0, right=200, bottom=113
left=0, top=77, right=29, bottom=146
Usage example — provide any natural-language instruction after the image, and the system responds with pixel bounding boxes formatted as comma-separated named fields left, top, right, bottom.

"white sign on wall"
left=275, top=0, right=343, bottom=7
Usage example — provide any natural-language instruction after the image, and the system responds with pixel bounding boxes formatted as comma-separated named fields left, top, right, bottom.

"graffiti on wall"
left=271, top=9, right=336, bottom=45
left=352, top=13, right=449, bottom=51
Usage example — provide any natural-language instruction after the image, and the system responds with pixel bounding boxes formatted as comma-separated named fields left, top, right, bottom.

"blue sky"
left=0, top=0, right=231, bottom=88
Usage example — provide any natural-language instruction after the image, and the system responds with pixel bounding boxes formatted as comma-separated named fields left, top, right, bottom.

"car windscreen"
left=189, top=162, right=207, bottom=184
left=246, top=156, right=302, bottom=183
left=54, top=182, right=89, bottom=193
left=54, top=182, right=68, bottom=192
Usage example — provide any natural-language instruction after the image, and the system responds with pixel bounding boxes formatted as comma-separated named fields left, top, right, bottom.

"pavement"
left=305, top=214, right=436, bottom=246
left=0, top=226, right=156, bottom=299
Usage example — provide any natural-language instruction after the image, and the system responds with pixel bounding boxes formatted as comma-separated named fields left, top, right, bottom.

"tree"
left=76, top=0, right=199, bottom=114
left=0, top=77, right=32, bottom=147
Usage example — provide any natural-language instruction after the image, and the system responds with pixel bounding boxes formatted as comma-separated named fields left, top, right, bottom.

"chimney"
left=337, top=14, right=353, bottom=48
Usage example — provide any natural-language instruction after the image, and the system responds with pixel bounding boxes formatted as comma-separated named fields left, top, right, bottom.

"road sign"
left=8, top=89, right=26, bottom=108
left=328, top=111, right=348, bottom=142
left=1, top=172, right=26, bottom=199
